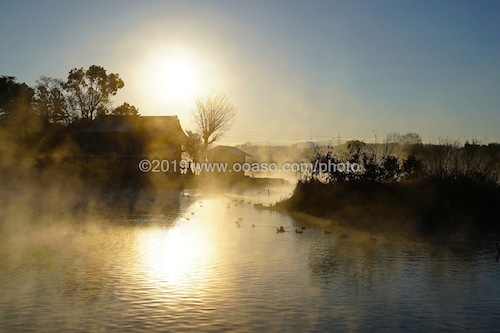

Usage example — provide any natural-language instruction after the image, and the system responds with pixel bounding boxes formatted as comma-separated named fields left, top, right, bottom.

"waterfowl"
left=251, top=224, right=255, bottom=228
left=324, top=230, right=332, bottom=234
left=369, top=236, right=378, bottom=241
left=295, top=229, right=303, bottom=234
left=254, top=203, right=265, bottom=210
left=277, top=226, right=285, bottom=233
left=340, top=234, right=349, bottom=238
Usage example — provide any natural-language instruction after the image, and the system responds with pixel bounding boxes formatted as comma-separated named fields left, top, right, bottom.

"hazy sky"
left=1, top=0, right=498, bottom=144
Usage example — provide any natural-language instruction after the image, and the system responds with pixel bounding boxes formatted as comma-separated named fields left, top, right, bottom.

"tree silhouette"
left=111, top=102, right=139, bottom=116
left=65, top=65, right=124, bottom=120
left=33, top=76, right=68, bottom=124
left=193, top=90, right=236, bottom=153
left=0, top=76, right=34, bottom=121
left=183, top=130, right=202, bottom=163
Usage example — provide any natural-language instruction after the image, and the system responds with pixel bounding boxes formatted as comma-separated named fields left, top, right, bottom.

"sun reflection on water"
left=136, top=217, right=215, bottom=289
left=1, top=193, right=499, bottom=332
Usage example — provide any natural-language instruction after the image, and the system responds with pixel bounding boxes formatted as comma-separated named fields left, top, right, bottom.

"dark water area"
left=1, top=188, right=499, bottom=332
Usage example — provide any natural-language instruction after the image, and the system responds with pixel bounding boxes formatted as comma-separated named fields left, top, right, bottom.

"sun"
left=159, top=61, right=197, bottom=98
left=141, top=47, right=210, bottom=109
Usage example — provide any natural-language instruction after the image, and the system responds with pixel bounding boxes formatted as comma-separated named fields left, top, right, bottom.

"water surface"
left=1, top=188, right=499, bottom=332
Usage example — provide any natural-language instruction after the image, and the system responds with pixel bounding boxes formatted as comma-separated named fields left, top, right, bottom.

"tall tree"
left=193, top=90, right=236, bottom=153
left=65, top=65, right=124, bottom=120
left=33, top=76, right=68, bottom=124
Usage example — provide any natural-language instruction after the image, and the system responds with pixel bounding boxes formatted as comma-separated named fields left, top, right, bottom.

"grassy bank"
left=276, top=178, right=500, bottom=242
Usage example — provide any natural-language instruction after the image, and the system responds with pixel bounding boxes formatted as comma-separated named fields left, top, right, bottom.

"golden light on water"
left=136, top=214, right=216, bottom=288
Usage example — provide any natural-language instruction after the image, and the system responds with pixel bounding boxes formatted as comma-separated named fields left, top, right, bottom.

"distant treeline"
left=277, top=135, right=500, bottom=241
left=302, top=135, right=499, bottom=184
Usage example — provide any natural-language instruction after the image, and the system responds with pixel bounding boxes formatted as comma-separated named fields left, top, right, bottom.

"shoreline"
left=272, top=178, right=500, bottom=244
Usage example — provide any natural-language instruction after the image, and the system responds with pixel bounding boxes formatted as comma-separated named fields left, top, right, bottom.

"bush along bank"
left=276, top=140, right=500, bottom=242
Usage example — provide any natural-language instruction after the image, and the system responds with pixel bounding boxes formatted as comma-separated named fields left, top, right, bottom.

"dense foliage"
left=281, top=136, right=500, bottom=241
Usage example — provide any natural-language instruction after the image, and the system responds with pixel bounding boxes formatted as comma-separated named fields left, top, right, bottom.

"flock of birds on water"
left=226, top=199, right=380, bottom=241
left=181, top=194, right=381, bottom=242
left=181, top=193, right=500, bottom=261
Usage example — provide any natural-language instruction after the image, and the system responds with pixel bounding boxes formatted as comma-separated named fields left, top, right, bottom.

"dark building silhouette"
left=75, top=115, right=188, bottom=183
left=85, top=115, right=187, bottom=160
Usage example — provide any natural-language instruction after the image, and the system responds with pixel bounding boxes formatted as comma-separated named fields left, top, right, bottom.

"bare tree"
left=193, top=90, right=236, bottom=153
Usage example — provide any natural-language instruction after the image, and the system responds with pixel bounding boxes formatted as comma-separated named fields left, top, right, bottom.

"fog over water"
left=1, top=187, right=499, bottom=332
left=1, top=1, right=499, bottom=330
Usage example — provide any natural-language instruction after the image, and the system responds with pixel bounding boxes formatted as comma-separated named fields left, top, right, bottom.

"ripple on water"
left=1, top=194, right=499, bottom=332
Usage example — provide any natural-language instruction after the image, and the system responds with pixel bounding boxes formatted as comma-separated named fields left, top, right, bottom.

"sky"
left=1, top=0, right=499, bottom=144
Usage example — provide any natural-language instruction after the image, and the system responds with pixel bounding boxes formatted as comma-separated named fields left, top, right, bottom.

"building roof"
left=141, top=116, right=188, bottom=139
left=208, top=145, right=252, bottom=157
left=87, top=115, right=188, bottom=140
left=86, top=115, right=138, bottom=132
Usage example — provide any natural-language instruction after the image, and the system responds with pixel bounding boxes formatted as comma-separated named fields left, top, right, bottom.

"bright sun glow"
left=140, top=47, right=212, bottom=112
left=159, top=61, right=197, bottom=98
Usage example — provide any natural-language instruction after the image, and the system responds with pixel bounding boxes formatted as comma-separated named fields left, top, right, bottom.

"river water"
left=1, top=187, right=499, bottom=332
